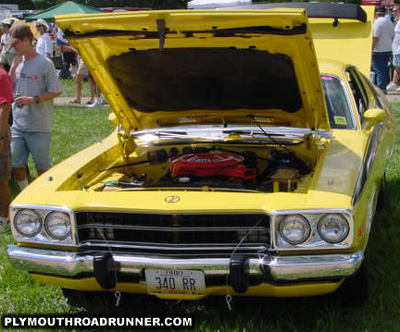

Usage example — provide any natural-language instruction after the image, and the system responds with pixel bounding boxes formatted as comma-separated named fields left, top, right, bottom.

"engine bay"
left=99, top=145, right=314, bottom=193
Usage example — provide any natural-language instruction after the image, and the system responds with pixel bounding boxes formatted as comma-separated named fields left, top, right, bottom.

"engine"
left=101, top=148, right=312, bottom=193
left=169, top=153, right=257, bottom=183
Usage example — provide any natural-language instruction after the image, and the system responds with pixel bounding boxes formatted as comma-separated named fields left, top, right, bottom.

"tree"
left=0, top=0, right=34, bottom=10
left=81, top=0, right=188, bottom=9
left=33, top=0, right=65, bottom=10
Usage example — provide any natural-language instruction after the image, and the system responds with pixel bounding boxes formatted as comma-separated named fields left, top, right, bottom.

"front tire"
left=334, top=261, right=368, bottom=305
left=62, top=288, right=118, bottom=312
left=377, top=173, right=386, bottom=211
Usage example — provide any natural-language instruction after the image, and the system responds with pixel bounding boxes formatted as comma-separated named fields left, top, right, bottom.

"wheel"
left=62, top=288, right=150, bottom=313
left=334, top=260, right=369, bottom=305
left=62, top=288, right=118, bottom=313
left=377, top=173, right=386, bottom=211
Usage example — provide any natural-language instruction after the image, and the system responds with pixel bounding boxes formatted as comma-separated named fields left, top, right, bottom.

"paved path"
left=386, top=92, right=400, bottom=103
left=54, top=97, right=108, bottom=107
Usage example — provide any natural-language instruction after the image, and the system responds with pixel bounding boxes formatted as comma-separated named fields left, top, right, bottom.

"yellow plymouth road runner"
left=7, top=3, right=395, bottom=303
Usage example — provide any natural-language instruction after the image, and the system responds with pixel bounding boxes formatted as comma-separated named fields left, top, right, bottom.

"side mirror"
left=363, top=108, right=387, bottom=124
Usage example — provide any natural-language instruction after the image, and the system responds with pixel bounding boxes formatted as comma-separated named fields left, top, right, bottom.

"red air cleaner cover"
left=169, top=153, right=256, bottom=181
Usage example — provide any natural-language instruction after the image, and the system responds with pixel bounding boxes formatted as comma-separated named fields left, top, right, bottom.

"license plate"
left=145, top=269, right=205, bottom=295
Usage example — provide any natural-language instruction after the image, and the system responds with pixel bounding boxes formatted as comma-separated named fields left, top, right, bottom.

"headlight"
left=318, top=214, right=349, bottom=243
left=14, top=209, right=42, bottom=237
left=279, top=215, right=311, bottom=244
left=44, top=212, right=71, bottom=240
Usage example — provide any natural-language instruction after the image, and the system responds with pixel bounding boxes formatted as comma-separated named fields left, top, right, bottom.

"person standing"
left=0, top=66, right=13, bottom=233
left=70, top=56, right=97, bottom=105
left=0, top=17, right=17, bottom=71
left=34, top=19, right=53, bottom=59
left=6, top=24, right=62, bottom=191
left=372, top=6, right=394, bottom=93
left=387, top=3, right=400, bottom=91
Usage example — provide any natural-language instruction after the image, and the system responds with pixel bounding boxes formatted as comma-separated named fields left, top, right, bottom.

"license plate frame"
left=145, top=269, right=206, bottom=296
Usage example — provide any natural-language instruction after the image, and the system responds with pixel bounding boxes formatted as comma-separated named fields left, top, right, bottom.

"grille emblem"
left=165, top=195, right=180, bottom=203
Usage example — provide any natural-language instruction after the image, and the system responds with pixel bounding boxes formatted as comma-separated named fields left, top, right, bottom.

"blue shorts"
left=393, top=54, right=400, bottom=67
left=11, top=127, right=52, bottom=171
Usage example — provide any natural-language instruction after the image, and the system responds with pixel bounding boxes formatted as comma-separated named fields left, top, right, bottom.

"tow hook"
left=93, top=252, right=121, bottom=289
left=229, top=256, right=250, bottom=293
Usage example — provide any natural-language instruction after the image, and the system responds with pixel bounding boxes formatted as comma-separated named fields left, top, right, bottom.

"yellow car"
left=7, top=3, right=395, bottom=303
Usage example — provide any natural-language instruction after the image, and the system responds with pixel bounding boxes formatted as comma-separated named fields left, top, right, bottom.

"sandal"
left=69, top=100, right=81, bottom=104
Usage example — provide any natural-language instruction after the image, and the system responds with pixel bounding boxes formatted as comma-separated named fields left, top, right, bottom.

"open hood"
left=220, top=3, right=374, bottom=76
left=56, top=8, right=329, bottom=133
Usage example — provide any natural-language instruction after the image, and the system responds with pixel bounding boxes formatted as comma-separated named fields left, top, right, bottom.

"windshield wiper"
left=132, top=130, right=188, bottom=138
left=222, top=129, right=285, bottom=137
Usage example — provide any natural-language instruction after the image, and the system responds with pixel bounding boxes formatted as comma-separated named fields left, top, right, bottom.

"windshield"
left=321, top=75, right=354, bottom=129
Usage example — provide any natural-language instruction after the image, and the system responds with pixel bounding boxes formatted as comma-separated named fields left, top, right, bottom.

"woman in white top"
left=387, top=4, right=400, bottom=91
left=34, top=19, right=53, bottom=58
left=0, top=17, right=17, bottom=70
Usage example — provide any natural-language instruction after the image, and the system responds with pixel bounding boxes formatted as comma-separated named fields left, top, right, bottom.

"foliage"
left=16, top=0, right=363, bottom=11
left=83, top=0, right=189, bottom=9
left=30, top=0, right=189, bottom=10
left=0, top=0, right=33, bottom=10
left=33, top=0, right=65, bottom=10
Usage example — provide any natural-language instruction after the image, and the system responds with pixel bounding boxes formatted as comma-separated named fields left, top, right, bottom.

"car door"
left=348, top=67, right=394, bottom=249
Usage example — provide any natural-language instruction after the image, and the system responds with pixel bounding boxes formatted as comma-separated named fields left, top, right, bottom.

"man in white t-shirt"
left=387, top=4, right=400, bottom=90
left=373, top=6, right=394, bottom=92
left=34, top=19, right=53, bottom=58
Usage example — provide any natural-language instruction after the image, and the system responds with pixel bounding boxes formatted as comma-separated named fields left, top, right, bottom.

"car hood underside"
left=56, top=8, right=329, bottom=132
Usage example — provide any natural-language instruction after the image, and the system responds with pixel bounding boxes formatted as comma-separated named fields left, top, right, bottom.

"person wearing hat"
left=34, top=18, right=53, bottom=59
left=372, top=6, right=394, bottom=92
left=0, top=17, right=17, bottom=71
left=6, top=24, right=62, bottom=191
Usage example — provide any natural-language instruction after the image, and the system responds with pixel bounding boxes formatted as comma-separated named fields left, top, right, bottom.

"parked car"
left=7, top=3, right=395, bottom=304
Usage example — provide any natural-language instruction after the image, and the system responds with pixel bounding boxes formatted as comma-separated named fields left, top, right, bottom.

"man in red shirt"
left=0, top=66, right=13, bottom=233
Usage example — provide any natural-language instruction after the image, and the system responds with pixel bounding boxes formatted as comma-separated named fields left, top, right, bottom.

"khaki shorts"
left=0, top=130, right=11, bottom=181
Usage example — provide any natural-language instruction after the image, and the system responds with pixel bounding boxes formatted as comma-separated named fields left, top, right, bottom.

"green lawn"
left=59, top=77, right=93, bottom=98
left=1, top=103, right=400, bottom=332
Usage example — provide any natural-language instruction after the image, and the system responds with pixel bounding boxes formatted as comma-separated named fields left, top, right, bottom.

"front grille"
left=75, top=212, right=270, bottom=256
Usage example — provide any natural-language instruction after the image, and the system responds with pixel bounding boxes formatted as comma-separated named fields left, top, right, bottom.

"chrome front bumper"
left=7, top=245, right=363, bottom=285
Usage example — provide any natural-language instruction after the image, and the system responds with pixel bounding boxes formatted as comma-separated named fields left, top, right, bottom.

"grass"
left=50, top=105, right=113, bottom=164
left=1, top=101, right=400, bottom=331
left=59, top=77, right=93, bottom=98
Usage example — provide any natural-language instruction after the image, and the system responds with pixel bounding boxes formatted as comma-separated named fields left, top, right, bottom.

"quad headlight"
left=14, top=209, right=42, bottom=237
left=279, top=214, right=311, bottom=244
left=318, top=213, right=349, bottom=243
left=275, top=211, right=352, bottom=249
left=44, top=212, right=71, bottom=240
left=12, top=207, right=73, bottom=244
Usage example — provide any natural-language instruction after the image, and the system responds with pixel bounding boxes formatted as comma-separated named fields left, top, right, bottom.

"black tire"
left=333, top=261, right=369, bottom=305
left=62, top=288, right=152, bottom=313
left=377, top=173, right=386, bottom=211
left=62, top=288, right=118, bottom=313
